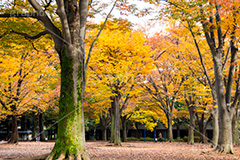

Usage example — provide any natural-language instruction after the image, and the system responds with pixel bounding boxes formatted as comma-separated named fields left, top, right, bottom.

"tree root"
left=46, top=151, right=90, bottom=160
left=8, top=138, right=18, bottom=144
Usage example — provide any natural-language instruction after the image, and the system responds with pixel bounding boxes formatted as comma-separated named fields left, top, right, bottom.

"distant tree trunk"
left=188, top=106, right=195, bottom=145
left=102, top=127, right=107, bottom=140
left=196, top=113, right=207, bottom=143
left=176, top=124, right=180, bottom=138
left=21, top=116, right=26, bottom=131
left=8, top=115, right=19, bottom=144
left=110, top=103, right=115, bottom=142
left=31, top=112, right=36, bottom=141
left=48, top=127, right=52, bottom=140
left=100, top=112, right=109, bottom=141
left=39, top=112, right=45, bottom=141
left=6, top=116, right=10, bottom=140
left=121, top=116, right=127, bottom=142
left=26, top=117, right=31, bottom=130
left=167, top=114, right=174, bottom=142
left=232, top=106, right=239, bottom=146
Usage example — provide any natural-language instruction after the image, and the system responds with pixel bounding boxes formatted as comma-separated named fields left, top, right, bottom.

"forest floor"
left=0, top=141, right=240, bottom=160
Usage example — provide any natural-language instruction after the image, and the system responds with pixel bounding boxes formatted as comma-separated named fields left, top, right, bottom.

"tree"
left=0, top=0, right=91, bottom=158
left=162, top=0, right=240, bottom=153
left=87, top=27, right=154, bottom=145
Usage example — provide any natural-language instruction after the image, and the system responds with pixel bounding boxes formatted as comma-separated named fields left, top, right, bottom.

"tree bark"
left=188, top=106, right=195, bottom=145
left=167, top=114, right=174, bottom=142
left=122, top=116, right=127, bottom=142
left=47, top=48, right=89, bottom=159
left=102, top=127, right=107, bottom=141
left=211, top=105, right=219, bottom=148
left=232, top=107, right=239, bottom=146
left=114, top=93, right=121, bottom=146
left=176, top=124, right=180, bottom=138
left=8, top=115, right=19, bottom=144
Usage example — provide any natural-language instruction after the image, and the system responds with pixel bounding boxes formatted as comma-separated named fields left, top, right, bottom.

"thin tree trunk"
left=21, top=116, right=26, bottom=131
left=6, top=116, right=10, bottom=140
left=177, top=124, right=180, bottom=138
left=122, top=116, right=127, bottom=142
left=39, top=112, right=45, bottom=141
left=110, top=102, right=115, bottom=143
left=8, top=115, right=19, bottom=144
left=167, top=115, right=174, bottom=142
left=31, top=112, right=36, bottom=141
left=102, top=127, right=107, bottom=141
left=114, top=93, right=121, bottom=146
left=188, top=107, right=195, bottom=145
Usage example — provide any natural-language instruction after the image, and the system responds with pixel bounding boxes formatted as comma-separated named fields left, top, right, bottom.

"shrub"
left=175, top=137, right=184, bottom=142
left=139, top=137, right=154, bottom=141
left=127, top=137, right=139, bottom=141
left=183, top=136, right=188, bottom=142
left=194, top=136, right=200, bottom=142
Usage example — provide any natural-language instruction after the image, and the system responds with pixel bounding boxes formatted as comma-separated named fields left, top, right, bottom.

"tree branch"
left=85, top=0, right=117, bottom=68
left=28, top=0, right=63, bottom=52
left=11, top=30, right=49, bottom=39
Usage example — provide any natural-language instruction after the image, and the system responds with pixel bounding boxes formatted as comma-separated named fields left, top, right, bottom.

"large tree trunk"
left=44, top=0, right=90, bottom=158
left=167, top=114, right=174, bottom=142
left=188, top=106, right=195, bottom=145
left=39, top=112, right=45, bottom=141
left=8, top=115, right=19, bottom=144
left=47, top=48, right=89, bottom=159
left=213, top=55, right=233, bottom=153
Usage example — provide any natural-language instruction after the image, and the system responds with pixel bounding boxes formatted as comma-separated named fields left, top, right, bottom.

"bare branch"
left=85, top=0, right=117, bottom=68
left=11, top=30, right=49, bottom=39
left=28, top=0, right=63, bottom=52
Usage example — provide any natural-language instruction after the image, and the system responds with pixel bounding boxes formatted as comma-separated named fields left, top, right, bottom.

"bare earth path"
left=0, top=141, right=240, bottom=160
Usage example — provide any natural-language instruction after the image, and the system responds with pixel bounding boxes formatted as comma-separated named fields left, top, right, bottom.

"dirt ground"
left=0, top=141, right=240, bottom=160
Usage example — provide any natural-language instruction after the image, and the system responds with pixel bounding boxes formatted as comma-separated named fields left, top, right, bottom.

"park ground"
left=0, top=141, right=240, bottom=160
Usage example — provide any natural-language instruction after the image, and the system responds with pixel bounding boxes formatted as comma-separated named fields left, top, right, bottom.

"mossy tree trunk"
left=47, top=47, right=89, bottom=159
